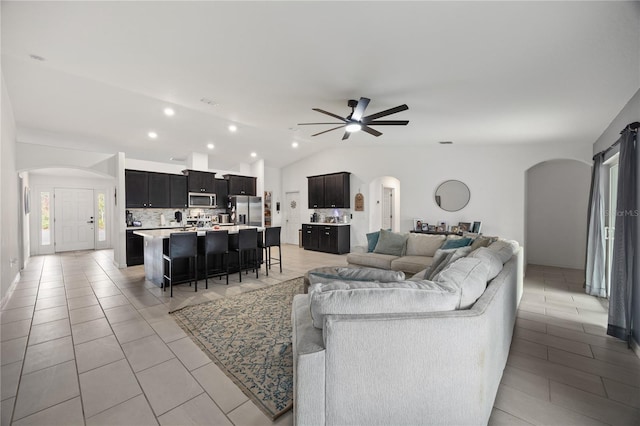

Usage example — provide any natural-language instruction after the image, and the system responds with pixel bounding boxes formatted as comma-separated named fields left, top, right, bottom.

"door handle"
left=87, top=220, right=94, bottom=224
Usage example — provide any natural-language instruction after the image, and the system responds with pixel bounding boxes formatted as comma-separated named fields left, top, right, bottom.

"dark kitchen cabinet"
left=126, top=231, right=144, bottom=266
left=224, top=174, right=256, bottom=196
left=214, top=179, right=228, bottom=207
left=307, top=176, right=325, bottom=208
left=307, top=172, right=350, bottom=208
left=184, top=170, right=216, bottom=193
left=148, top=173, right=171, bottom=208
left=125, top=170, right=149, bottom=208
left=302, top=224, right=319, bottom=250
left=302, top=224, right=350, bottom=254
left=170, top=174, right=188, bottom=208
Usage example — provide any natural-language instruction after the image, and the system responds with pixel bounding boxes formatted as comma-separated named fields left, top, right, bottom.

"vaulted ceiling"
left=2, top=1, right=639, bottom=170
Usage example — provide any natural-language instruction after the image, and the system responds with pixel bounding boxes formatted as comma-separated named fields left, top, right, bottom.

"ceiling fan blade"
left=361, top=125, right=382, bottom=137
left=312, top=108, right=347, bottom=122
left=312, top=125, right=345, bottom=137
left=342, top=131, right=351, bottom=141
left=366, top=120, right=410, bottom=126
left=351, top=97, right=370, bottom=121
left=297, top=122, right=345, bottom=125
left=362, top=104, right=409, bottom=122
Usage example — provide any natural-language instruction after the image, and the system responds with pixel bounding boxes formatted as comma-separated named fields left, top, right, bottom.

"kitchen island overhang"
left=134, top=226, right=265, bottom=287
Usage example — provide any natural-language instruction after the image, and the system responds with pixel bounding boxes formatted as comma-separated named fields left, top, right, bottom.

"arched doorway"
left=525, top=159, right=591, bottom=269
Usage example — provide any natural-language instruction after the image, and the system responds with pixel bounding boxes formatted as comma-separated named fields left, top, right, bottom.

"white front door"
left=54, top=188, right=95, bottom=252
left=284, top=191, right=300, bottom=245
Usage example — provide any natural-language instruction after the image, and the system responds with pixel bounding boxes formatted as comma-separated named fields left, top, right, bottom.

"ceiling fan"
left=298, top=97, right=409, bottom=140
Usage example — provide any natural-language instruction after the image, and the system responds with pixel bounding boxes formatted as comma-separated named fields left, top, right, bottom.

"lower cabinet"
left=126, top=231, right=144, bottom=266
left=302, top=224, right=350, bottom=254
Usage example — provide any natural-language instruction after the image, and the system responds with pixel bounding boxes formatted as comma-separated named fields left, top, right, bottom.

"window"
left=97, top=192, right=106, bottom=242
left=41, top=192, right=51, bottom=245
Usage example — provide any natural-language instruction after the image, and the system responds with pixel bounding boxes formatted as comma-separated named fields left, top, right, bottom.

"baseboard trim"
left=631, top=337, right=640, bottom=359
left=0, top=272, right=21, bottom=310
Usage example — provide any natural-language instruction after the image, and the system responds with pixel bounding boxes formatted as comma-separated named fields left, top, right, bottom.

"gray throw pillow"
left=373, top=229, right=408, bottom=256
left=427, top=246, right=474, bottom=281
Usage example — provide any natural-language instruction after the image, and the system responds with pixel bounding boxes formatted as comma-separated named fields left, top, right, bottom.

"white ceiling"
left=2, top=1, right=639, bottom=171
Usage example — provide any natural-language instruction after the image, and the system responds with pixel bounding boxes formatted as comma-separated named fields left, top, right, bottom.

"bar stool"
left=261, top=226, right=282, bottom=276
left=230, top=228, right=259, bottom=282
left=204, top=230, right=229, bottom=287
left=163, top=232, right=198, bottom=297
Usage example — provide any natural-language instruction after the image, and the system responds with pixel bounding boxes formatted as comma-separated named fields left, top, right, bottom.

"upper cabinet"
left=307, top=172, right=351, bottom=209
left=184, top=170, right=216, bottom=193
left=224, top=174, right=256, bottom=196
left=125, top=170, right=149, bottom=208
left=169, top=174, right=188, bottom=208
left=125, top=170, right=187, bottom=208
left=214, top=179, right=228, bottom=207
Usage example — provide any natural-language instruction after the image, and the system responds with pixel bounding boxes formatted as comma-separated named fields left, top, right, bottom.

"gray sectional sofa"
left=292, top=239, right=523, bottom=426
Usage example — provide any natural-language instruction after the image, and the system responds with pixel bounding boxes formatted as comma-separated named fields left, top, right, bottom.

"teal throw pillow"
left=373, top=229, right=408, bottom=256
left=366, top=231, right=381, bottom=252
left=441, top=237, right=473, bottom=250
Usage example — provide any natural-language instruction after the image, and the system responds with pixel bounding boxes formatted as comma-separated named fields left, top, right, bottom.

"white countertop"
left=133, top=225, right=265, bottom=238
left=303, top=222, right=351, bottom=226
left=126, top=225, right=185, bottom=231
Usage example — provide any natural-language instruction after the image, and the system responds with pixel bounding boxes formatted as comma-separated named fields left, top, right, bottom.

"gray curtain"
left=607, top=128, right=637, bottom=342
left=585, top=153, right=607, bottom=297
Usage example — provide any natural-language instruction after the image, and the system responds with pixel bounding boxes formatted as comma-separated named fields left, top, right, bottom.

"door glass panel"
left=97, top=192, right=106, bottom=242
left=41, top=192, right=51, bottom=245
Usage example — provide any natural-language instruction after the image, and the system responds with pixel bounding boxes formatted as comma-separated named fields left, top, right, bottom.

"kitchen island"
left=134, top=225, right=264, bottom=287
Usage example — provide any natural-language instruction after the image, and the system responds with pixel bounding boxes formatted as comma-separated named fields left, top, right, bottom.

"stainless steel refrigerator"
left=229, top=196, right=262, bottom=226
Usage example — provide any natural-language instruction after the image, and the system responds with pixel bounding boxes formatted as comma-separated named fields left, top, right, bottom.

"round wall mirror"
left=435, top=180, right=470, bottom=212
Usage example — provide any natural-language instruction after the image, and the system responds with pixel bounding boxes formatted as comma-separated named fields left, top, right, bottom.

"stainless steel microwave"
left=188, top=192, right=217, bottom=208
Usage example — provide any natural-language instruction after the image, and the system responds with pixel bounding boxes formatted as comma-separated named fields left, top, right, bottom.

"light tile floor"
left=1, top=247, right=638, bottom=425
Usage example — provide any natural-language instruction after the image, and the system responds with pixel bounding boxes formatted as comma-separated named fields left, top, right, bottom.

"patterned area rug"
left=170, top=277, right=304, bottom=420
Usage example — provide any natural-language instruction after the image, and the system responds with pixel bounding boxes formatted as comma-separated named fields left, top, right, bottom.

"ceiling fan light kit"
left=298, top=97, right=409, bottom=140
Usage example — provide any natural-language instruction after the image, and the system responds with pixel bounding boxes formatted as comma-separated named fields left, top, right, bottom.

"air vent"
left=170, top=157, right=186, bottom=162
left=439, top=141, right=453, bottom=145
left=200, top=98, right=217, bottom=106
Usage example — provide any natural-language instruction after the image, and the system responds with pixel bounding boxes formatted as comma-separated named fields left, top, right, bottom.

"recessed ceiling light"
left=163, top=107, right=175, bottom=116
left=207, top=143, right=214, bottom=150
left=439, top=141, right=453, bottom=145
left=29, top=54, right=45, bottom=61
left=250, top=152, right=257, bottom=158
left=292, top=142, right=299, bottom=148
left=148, top=131, right=158, bottom=139
left=228, top=124, right=238, bottom=132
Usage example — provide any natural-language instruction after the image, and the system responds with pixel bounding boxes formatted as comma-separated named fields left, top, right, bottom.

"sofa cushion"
left=425, top=246, right=474, bottom=280
left=366, top=231, right=381, bottom=252
left=441, top=237, right=473, bottom=250
left=405, top=233, right=446, bottom=257
left=390, top=256, right=434, bottom=275
left=308, top=280, right=460, bottom=329
left=336, top=267, right=405, bottom=282
left=487, top=239, right=519, bottom=263
left=469, top=235, right=494, bottom=251
left=468, top=247, right=503, bottom=280
left=346, top=251, right=398, bottom=270
left=434, top=257, right=491, bottom=309
left=374, top=229, right=408, bottom=256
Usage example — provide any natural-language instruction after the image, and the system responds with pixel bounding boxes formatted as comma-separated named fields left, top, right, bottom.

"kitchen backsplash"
left=127, top=208, right=226, bottom=227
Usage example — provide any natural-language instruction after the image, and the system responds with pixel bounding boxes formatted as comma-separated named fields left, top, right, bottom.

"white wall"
left=593, top=89, right=640, bottom=154
left=281, top=141, right=592, bottom=248
left=1, top=74, right=24, bottom=301
left=526, top=159, right=591, bottom=269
